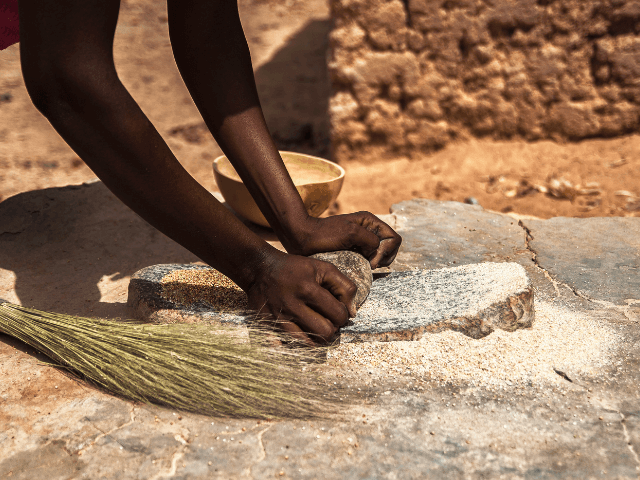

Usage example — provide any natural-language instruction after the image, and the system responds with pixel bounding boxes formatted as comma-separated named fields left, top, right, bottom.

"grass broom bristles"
left=0, top=301, right=340, bottom=419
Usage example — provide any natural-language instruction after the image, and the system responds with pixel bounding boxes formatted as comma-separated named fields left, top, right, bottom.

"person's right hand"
left=246, top=250, right=358, bottom=346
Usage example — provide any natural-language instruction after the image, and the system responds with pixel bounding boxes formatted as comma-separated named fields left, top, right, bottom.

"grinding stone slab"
left=340, top=262, right=533, bottom=342
left=128, top=261, right=533, bottom=342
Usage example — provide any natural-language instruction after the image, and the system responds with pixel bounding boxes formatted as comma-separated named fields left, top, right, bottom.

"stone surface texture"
left=342, top=262, right=533, bottom=342
left=128, top=263, right=248, bottom=325
left=129, top=260, right=533, bottom=342
left=524, top=216, right=640, bottom=306
left=2, top=185, right=640, bottom=478
left=328, top=0, right=640, bottom=160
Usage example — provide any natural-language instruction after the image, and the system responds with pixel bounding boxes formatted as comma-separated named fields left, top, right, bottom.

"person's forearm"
left=29, top=75, right=277, bottom=291
left=167, top=0, right=313, bottom=253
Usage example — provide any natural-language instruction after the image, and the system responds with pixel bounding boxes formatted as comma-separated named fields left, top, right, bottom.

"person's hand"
left=284, top=212, right=402, bottom=269
left=246, top=250, right=358, bottom=345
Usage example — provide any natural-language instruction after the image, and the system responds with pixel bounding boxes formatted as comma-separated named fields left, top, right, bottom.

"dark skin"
left=18, top=0, right=402, bottom=345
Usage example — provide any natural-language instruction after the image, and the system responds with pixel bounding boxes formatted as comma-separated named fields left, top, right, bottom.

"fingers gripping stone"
left=310, top=250, right=373, bottom=310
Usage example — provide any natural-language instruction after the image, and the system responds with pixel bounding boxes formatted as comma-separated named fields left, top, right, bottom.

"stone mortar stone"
left=127, top=264, right=248, bottom=325
left=341, top=262, right=534, bottom=343
left=310, top=250, right=373, bottom=309
left=328, top=0, right=640, bottom=161
left=128, top=261, right=533, bottom=343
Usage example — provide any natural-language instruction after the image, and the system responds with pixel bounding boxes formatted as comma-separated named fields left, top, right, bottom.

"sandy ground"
left=1, top=0, right=640, bottom=221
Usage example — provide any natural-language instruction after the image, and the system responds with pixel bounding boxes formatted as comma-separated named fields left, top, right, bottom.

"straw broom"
left=0, top=300, right=341, bottom=419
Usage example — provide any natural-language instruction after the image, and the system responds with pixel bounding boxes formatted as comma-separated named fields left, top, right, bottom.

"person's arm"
left=167, top=0, right=401, bottom=268
left=18, top=0, right=355, bottom=344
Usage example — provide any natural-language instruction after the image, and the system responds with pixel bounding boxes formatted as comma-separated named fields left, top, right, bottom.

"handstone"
left=129, top=260, right=533, bottom=342
left=310, top=250, right=373, bottom=309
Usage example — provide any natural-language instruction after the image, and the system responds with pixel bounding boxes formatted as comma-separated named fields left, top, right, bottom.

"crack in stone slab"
left=620, top=412, right=640, bottom=472
left=518, top=220, right=569, bottom=299
left=551, top=378, right=640, bottom=472
left=247, top=424, right=273, bottom=479
left=76, top=404, right=137, bottom=456
left=595, top=397, right=640, bottom=474
left=148, top=433, right=189, bottom=480
left=518, top=220, right=640, bottom=322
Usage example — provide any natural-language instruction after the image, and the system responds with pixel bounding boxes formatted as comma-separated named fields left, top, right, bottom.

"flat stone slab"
left=128, top=261, right=534, bottom=342
left=389, top=199, right=532, bottom=270
left=342, top=262, right=534, bottom=342
left=3, top=184, right=640, bottom=479
left=522, top=217, right=640, bottom=305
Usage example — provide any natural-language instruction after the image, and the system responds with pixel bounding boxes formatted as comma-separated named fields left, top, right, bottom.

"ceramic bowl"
left=213, top=151, right=345, bottom=228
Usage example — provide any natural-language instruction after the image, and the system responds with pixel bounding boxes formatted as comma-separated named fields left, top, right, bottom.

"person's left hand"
left=284, top=212, right=402, bottom=269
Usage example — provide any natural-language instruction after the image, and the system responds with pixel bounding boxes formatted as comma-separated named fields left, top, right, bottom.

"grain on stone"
left=160, top=269, right=247, bottom=312
left=343, top=262, right=532, bottom=341
left=328, top=300, right=620, bottom=388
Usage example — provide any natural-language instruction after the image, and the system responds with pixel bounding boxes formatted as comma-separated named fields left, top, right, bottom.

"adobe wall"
left=328, top=0, right=640, bottom=160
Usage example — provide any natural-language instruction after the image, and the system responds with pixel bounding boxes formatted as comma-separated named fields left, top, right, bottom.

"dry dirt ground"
left=1, top=0, right=640, bottom=220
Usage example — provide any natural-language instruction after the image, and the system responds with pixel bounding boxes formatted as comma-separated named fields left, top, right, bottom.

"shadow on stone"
left=0, top=182, right=199, bottom=319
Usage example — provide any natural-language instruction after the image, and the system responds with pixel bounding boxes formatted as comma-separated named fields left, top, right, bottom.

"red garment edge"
left=0, top=0, right=19, bottom=51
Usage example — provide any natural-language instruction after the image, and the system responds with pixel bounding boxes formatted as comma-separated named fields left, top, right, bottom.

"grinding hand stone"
left=310, top=251, right=372, bottom=312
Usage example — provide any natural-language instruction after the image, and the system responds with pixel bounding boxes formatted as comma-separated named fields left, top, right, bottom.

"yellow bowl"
left=213, top=151, right=345, bottom=228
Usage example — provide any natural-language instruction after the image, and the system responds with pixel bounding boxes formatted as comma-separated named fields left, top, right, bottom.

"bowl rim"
left=213, top=150, right=345, bottom=186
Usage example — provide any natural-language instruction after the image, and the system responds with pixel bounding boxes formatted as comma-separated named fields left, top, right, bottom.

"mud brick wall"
left=327, top=0, right=640, bottom=160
